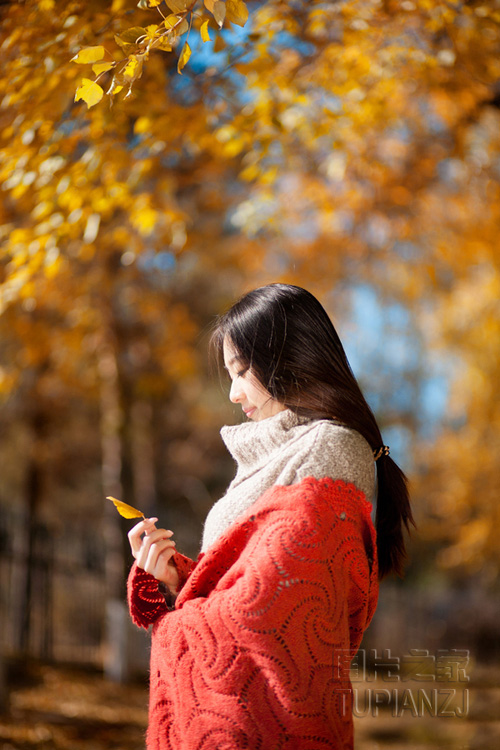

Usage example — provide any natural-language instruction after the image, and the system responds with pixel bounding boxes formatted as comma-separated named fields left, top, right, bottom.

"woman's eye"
left=236, top=368, right=248, bottom=378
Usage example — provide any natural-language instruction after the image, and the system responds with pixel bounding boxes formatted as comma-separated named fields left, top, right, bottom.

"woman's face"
left=223, top=339, right=286, bottom=422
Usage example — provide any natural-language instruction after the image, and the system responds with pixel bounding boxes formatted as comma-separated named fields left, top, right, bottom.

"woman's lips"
left=243, top=407, right=256, bottom=418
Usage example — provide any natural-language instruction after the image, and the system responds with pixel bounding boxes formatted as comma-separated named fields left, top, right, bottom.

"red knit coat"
left=128, top=476, right=379, bottom=750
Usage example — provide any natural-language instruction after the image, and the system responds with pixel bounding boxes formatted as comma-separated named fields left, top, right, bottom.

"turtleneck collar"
left=220, top=409, right=311, bottom=470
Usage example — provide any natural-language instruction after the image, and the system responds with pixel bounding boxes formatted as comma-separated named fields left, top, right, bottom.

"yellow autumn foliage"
left=75, top=79, right=104, bottom=109
left=177, top=42, right=191, bottom=74
left=107, top=496, right=145, bottom=519
left=0, top=0, right=499, bottom=584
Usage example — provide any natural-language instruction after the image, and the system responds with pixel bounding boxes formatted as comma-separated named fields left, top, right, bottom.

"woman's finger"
left=128, top=518, right=159, bottom=557
left=128, top=517, right=158, bottom=542
left=144, top=538, right=176, bottom=575
left=135, top=529, right=174, bottom=569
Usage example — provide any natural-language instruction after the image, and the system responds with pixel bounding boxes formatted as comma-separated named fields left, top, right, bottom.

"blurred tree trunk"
left=97, top=332, right=133, bottom=682
left=97, top=314, right=158, bottom=681
left=19, top=393, right=47, bottom=654
left=97, top=334, right=125, bottom=600
left=130, top=400, right=156, bottom=518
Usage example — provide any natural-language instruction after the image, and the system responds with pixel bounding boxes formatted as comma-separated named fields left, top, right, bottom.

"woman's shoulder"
left=311, top=419, right=372, bottom=454
left=293, top=419, right=375, bottom=500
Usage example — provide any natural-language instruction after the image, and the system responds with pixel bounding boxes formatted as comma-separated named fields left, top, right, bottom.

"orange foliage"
left=1, top=0, right=499, bottom=579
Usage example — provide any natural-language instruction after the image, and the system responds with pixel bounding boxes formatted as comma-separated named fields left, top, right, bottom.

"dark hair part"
left=211, top=283, right=414, bottom=579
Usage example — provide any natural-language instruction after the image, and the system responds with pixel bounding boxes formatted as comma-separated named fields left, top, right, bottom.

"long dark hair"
left=211, top=283, right=414, bottom=579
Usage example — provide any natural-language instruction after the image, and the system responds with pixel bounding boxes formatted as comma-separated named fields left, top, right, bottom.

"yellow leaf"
left=71, top=46, right=106, bottom=64
left=156, top=38, right=173, bottom=51
left=213, top=34, right=226, bottom=52
left=177, top=42, right=191, bottom=74
left=145, top=24, right=160, bottom=40
left=114, top=26, right=147, bottom=52
left=204, top=0, right=215, bottom=11
left=107, top=496, right=145, bottom=519
left=123, top=55, right=139, bottom=78
left=74, top=78, right=104, bottom=108
left=213, top=0, right=226, bottom=27
left=164, top=15, right=189, bottom=35
left=134, top=116, right=151, bottom=134
left=200, top=19, right=211, bottom=42
left=92, top=62, right=114, bottom=75
left=132, top=205, right=157, bottom=235
left=226, top=0, right=248, bottom=27
left=166, top=0, right=189, bottom=12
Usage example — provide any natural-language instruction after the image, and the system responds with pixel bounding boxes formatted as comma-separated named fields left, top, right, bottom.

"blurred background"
left=1, top=0, right=499, bottom=748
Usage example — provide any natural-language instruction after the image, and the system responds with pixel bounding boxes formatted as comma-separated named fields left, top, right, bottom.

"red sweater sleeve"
left=127, top=551, right=198, bottom=629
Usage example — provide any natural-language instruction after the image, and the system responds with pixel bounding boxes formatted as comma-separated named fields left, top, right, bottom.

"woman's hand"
left=128, top=518, right=179, bottom=595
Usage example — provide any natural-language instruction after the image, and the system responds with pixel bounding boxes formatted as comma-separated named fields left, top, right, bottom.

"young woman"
left=127, top=283, right=413, bottom=750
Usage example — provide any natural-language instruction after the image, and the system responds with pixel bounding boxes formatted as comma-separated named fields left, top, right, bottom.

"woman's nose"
left=229, top=379, right=243, bottom=403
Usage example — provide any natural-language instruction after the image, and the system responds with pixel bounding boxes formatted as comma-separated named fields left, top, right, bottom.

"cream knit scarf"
left=201, top=409, right=375, bottom=553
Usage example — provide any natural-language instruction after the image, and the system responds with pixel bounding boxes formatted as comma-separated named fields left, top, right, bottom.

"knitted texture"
left=202, top=409, right=375, bottom=552
left=127, top=476, right=378, bottom=750
left=128, top=551, right=197, bottom=627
